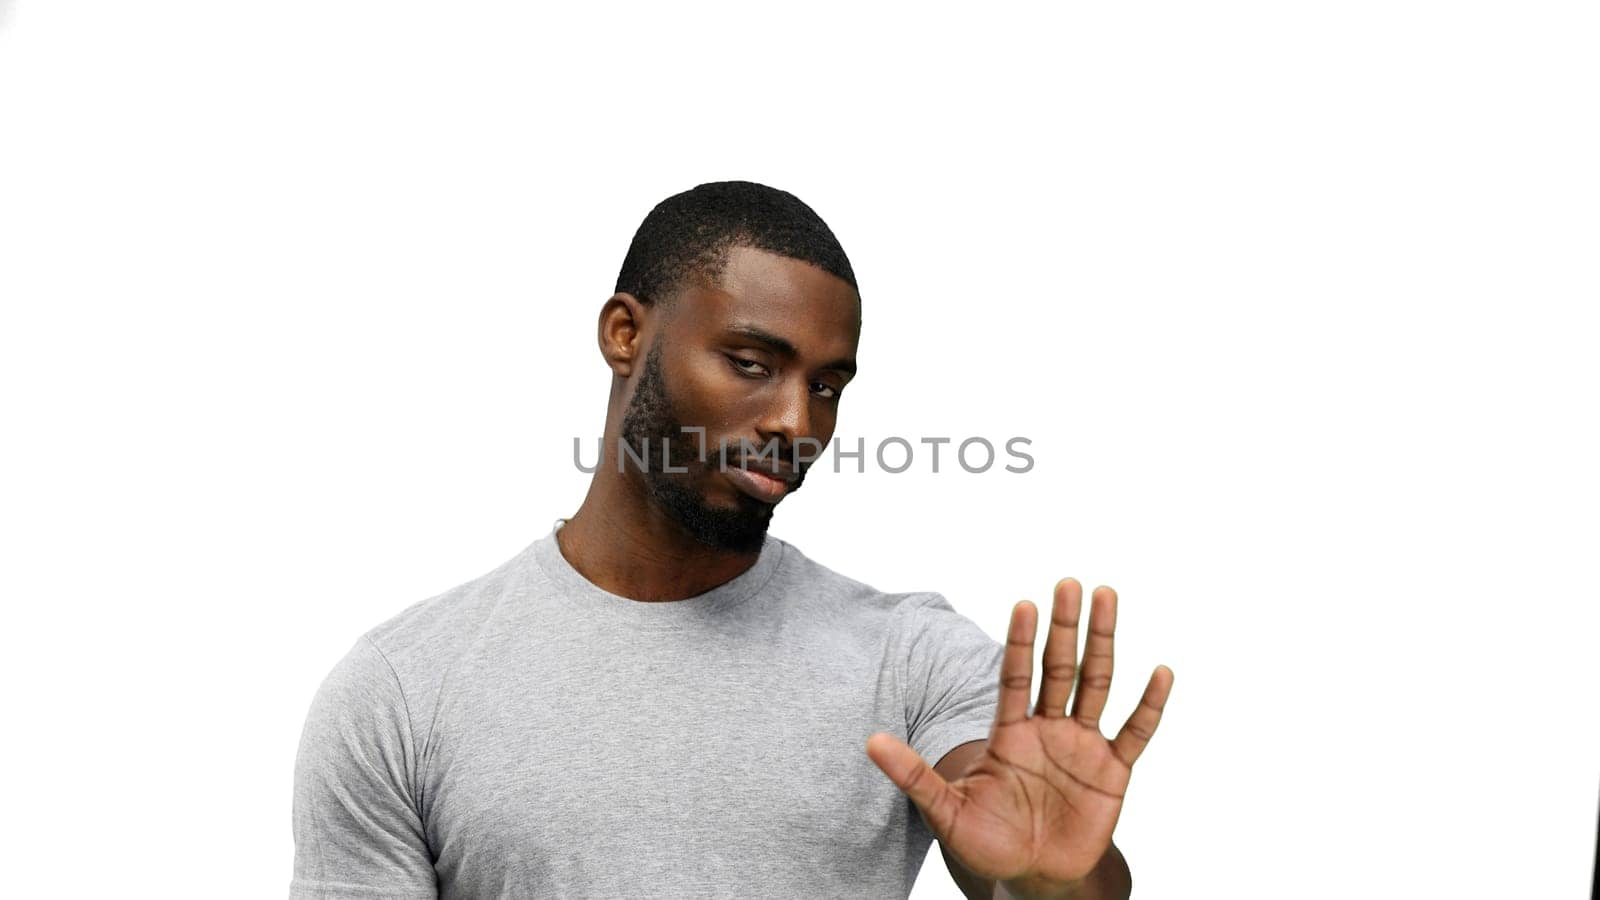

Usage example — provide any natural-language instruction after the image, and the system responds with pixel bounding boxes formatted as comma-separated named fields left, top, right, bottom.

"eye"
left=811, top=382, right=841, bottom=400
left=727, top=355, right=770, bottom=378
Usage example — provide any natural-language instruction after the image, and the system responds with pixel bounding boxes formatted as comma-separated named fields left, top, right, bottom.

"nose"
left=755, top=377, right=813, bottom=450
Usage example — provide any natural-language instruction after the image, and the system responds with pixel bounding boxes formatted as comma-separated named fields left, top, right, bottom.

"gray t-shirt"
left=290, top=521, right=1004, bottom=899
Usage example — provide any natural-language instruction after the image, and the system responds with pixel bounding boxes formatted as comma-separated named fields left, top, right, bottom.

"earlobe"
left=597, top=292, right=647, bottom=378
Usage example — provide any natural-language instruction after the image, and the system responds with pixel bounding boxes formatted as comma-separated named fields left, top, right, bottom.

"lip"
left=729, top=457, right=798, bottom=484
left=723, top=465, right=792, bottom=503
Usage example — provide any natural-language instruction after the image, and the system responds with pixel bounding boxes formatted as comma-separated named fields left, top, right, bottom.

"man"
left=290, top=181, right=1174, bottom=899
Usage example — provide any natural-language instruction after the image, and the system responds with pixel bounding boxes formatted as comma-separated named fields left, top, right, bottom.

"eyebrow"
left=726, top=324, right=857, bottom=376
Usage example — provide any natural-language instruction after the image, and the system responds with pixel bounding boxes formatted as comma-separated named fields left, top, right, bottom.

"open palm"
left=867, top=580, right=1174, bottom=891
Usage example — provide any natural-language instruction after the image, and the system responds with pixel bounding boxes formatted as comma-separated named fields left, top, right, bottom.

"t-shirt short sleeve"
left=898, top=592, right=1005, bottom=769
left=291, top=636, right=438, bottom=899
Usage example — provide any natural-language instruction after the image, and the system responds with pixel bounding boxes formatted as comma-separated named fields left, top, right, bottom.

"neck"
left=556, top=464, right=763, bottom=603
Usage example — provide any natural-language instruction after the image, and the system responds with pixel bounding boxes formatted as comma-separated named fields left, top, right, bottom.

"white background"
left=2, top=2, right=1595, bottom=897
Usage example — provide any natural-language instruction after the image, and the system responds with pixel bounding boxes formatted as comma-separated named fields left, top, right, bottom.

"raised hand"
left=866, top=580, right=1173, bottom=897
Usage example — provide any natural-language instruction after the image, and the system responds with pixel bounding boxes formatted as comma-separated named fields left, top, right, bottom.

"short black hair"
left=614, top=181, right=858, bottom=305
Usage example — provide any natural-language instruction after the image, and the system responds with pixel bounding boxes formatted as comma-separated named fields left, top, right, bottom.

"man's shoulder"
left=351, top=535, right=548, bottom=686
left=767, top=534, right=949, bottom=625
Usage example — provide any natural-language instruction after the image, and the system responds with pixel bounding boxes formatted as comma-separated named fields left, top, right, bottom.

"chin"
left=643, top=473, right=771, bottom=549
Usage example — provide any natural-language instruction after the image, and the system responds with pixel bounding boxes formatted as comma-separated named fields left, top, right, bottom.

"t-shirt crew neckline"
left=531, top=518, right=786, bottom=627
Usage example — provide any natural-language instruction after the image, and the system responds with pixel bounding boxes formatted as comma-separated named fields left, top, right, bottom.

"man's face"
left=619, top=245, right=861, bottom=552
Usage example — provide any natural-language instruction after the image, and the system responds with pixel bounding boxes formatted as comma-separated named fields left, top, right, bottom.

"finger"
left=1070, top=586, right=1118, bottom=731
left=996, top=600, right=1038, bottom=728
left=1035, top=578, right=1082, bottom=718
left=1111, top=665, right=1174, bottom=766
left=864, top=732, right=962, bottom=837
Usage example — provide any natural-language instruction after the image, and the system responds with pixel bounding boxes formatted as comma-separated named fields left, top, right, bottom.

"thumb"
left=865, top=732, right=962, bottom=837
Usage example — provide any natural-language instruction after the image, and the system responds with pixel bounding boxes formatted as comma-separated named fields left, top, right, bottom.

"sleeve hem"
left=914, top=722, right=993, bottom=771
left=289, top=878, right=437, bottom=899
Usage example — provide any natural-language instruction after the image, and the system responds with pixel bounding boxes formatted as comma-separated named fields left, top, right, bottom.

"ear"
left=597, top=292, right=651, bottom=378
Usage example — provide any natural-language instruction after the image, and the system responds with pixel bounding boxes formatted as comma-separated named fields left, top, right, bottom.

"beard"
left=618, top=342, right=786, bottom=554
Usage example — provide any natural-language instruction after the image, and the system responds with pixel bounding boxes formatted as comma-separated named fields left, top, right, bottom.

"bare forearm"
left=943, top=843, right=1132, bottom=900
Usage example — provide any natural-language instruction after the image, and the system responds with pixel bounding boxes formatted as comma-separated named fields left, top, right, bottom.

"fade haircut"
left=614, top=181, right=858, bottom=306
